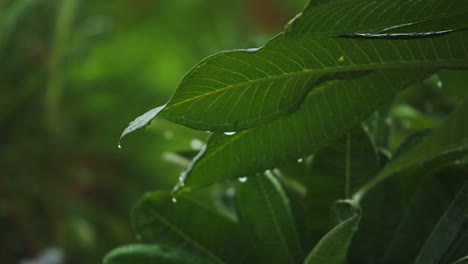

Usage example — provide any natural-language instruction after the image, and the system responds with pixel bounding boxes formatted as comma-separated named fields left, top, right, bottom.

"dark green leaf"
left=103, top=244, right=209, bottom=264
left=175, top=70, right=430, bottom=192
left=235, top=172, right=304, bottom=263
left=414, top=180, right=468, bottom=264
left=122, top=31, right=468, bottom=134
left=380, top=167, right=467, bottom=264
left=287, top=0, right=468, bottom=37
left=131, top=192, right=246, bottom=264
left=304, top=200, right=360, bottom=264
left=354, top=96, right=468, bottom=202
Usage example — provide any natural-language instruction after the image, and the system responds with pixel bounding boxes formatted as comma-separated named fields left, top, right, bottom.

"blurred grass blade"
left=287, top=0, right=468, bottom=36
left=175, top=70, right=430, bottom=192
left=235, top=172, right=304, bottom=263
left=121, top=31, right=468, bottom=135
left=132, top=192, right=246, bottom=264
left=414, top=181, right=468, bottom=264
left=354, top=95, right=468, bottom=202
left=305, top=126, right=379, bottom=242
left=304, top=200, right=360, bottom=264
left=103, top=244, right=210, bottom=264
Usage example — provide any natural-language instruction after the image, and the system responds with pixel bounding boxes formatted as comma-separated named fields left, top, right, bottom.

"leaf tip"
left=119, top=104, right=166, bottom=143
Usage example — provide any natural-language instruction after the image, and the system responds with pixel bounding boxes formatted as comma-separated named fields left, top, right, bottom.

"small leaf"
left=119, top=105, right=165, bottom=142
left=304, top=200, right=360, bottom=264
left=132, top=192, right=247, bottom=264
left=103, top=244, right=209, bottom=264
left=235, top=172, right=304, bottom=263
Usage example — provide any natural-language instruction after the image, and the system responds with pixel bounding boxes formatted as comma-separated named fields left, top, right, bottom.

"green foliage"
left=103, top=0, right=468, bottom=263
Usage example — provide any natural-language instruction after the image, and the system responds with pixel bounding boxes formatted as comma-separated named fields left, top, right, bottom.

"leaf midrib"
left=257, top=175, right=296, bottom=263
left=164, top=59, right=468, bottom=112
left=147, top=208, right=226, bottom=264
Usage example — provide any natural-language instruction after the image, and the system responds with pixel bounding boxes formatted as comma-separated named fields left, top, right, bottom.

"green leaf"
left=122, top=30, right=468, bottom=135
left=380, top=166, right=467, bottom=264
left=354, top=95, right=468, bottom=202
left=305, top=126, right=380, bottom=243
left=175, top=70, right=431, bottom=192
left=414, top=180, right=468, bottom=264
left=235, top=172, right=304, bottom=263
left=287, top=0, right=468, bottom=37
left=304, top=200, right=360, bottom=264
left=131, top=192, right=246, bottom=264
left=103, top=244, right=209, bottom=264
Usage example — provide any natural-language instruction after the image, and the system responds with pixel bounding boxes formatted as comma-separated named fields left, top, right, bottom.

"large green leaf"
left=103, top=244, right=209, bottom=264
left=174, top=70, right=430, bottom=192
left=235, top=172, right=303, bottom=263
left=121, top=30, right=468, bottom=135
left=304, top=126, right=379, bottom=243
left=354, top=95, right=468, bottom=202
left=131, top=192, right=247, bottom=264
left=304, top=200, right=360, bottom=264
left=286, top=0, right=468, bottom=36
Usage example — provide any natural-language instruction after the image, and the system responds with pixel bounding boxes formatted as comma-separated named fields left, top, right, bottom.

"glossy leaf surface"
left=176, top=70, right=429, bottom=192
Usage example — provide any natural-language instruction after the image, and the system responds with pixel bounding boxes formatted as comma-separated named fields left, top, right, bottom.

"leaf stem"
left=345, top=133, right=351, bottom=199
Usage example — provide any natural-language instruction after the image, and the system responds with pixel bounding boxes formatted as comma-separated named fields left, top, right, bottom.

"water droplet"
left=117, top=143, right=122, bottom=149
left=190, top=139, right=204, bottom=150
left=297, top=158, right=303, bottom=163
left=172, top=197, right=177, bottom=203
left=238, top=177, right=247, bottom=183
left=244, top=47, right=260, bottom=53
left=436, top=80, right=443, bottom=88
left=224, top=131, right=236, bottom=136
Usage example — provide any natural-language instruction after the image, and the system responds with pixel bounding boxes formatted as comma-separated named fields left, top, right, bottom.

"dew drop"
left=117, top=143, right=122, bottom=149
left=238, top=177, right=247, bottom=183
left=436, top=80, right=443, bottom=88
left=190, top=139, right=204, bottom=150
left=172, top=197, right=177, bottom=203
left=224, top=131, right=236, bottom=136
left=244, top=47, right=260, bottom=53
left=297, top=158, right=303, bottom=163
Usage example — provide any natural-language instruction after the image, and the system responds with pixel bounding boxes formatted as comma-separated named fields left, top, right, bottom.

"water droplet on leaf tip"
left=238, top=177, right=247, bottom=183
left=297, top=158, right=303, bottom=163
left=224, top=131, right=236, bottom=136
left=117, top=143, right=122, bottom=149
left=172, top=198, right=177, bottom=203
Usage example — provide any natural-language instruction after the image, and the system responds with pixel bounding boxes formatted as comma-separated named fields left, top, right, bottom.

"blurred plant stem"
left=45, top=0, right=79, bottom=137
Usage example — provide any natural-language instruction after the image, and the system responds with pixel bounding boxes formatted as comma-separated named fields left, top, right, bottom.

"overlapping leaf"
left=122, top=31, right=468, bottom=135
left=131, top=192, right=247, bottom=264
left=174, top=70, right=431, bottom=192
left=286, top=0, right=468, bottom=36
left=354, top=95, right=468, bottom=201
left=304, top=200, right=360, bottom=264
left=235, top=172, right=303, bottom=263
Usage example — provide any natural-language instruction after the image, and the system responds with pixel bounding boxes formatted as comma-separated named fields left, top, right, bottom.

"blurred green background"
left=0, top=0, right=305, bottom=263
